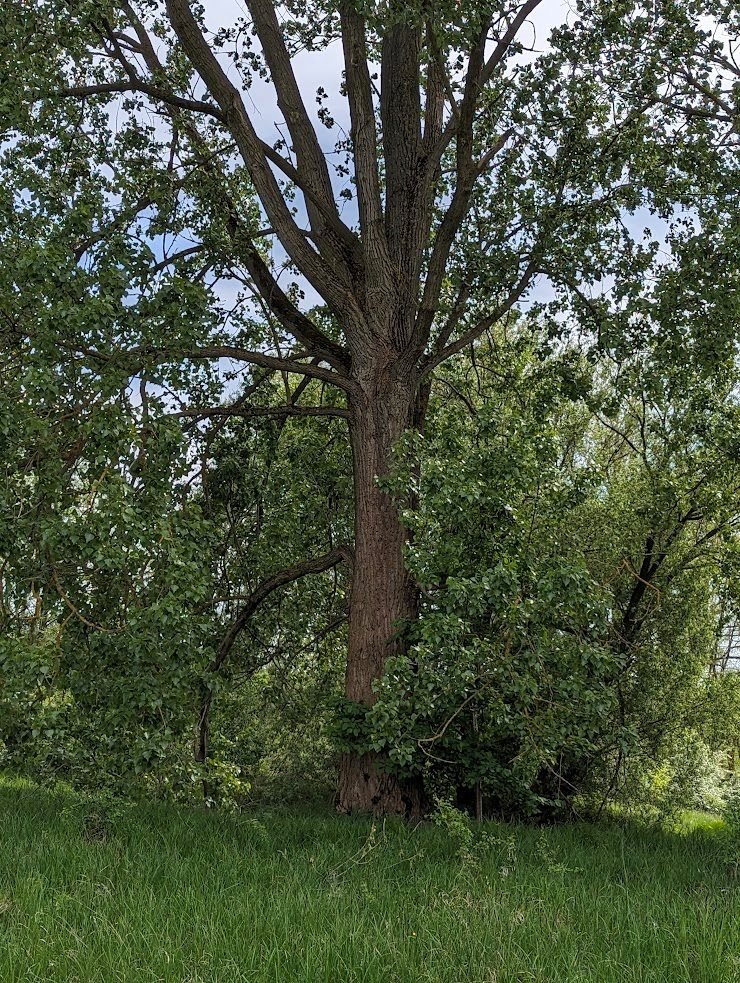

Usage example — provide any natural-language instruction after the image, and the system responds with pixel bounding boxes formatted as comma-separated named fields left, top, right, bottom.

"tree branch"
left=227, top=216, right=352, bottom=371
left=421, top=257, right=538, bottom=374
left=174, top=403, right=351, bottom=421
left=425, top=2, right=541, bottom=180
left=381, top=16, right=425, bottom=337
left=210, top=547, right=351, bottom=674
left=164, top=0, right=354, bottom=314
left=481, top=0, right=548, bottom=84
left=112, top=1, right=352, bottom=372
left=58, top=340, right=357, bottom=393
left=150, top=244, right=204, bottom=274
left=57, top=81, right=225, bottom=120
left=423, top=21, right=448, bottom=152
left=417, top=128, right=511, bottom=345
left=340, top=5, right=390, bottom=282
left=246, top=0, right=351, bottom=274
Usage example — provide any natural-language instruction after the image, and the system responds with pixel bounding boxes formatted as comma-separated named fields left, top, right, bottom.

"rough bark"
left=337, top=752, right=424, bottom=819
left=337, top=364, right=425, bottom=817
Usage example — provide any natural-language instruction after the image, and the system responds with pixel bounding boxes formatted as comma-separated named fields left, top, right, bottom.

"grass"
left=0, top=776, right=737, bottom=983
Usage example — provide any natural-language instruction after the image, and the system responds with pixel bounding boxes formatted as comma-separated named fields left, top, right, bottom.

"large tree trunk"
left=337, top=364, right=424, bottom=817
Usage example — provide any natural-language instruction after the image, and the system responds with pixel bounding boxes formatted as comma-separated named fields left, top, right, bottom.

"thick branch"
left=426, top=1, right=545, bottom=176
left=340, top=5, right=390, bottom=282
left=164, top=0, right=354, bottom=313
left=618, top=504, right=707, bottom=650
left=175, top=403, right=351, bottom=421
left=246, top=0, right=349, bottom=271
left=482, top=0, right=548, bottom=84
left=228, top=216, right=351, bottom=371
left=381, top=16, right=425, bottom=324
left=210, top=547, right=350, bottom=674
left=150, top=244, right=204, bottom=274
left=158, top=345, right=353, bottom=390
left=417, top=129, right=510, bottom=345
left=58, top=80, right=225, bottom=119
left=115, top=1, right=356, bottom=258
left=60, top=340, right=357, bottom=393
left=195, top=546, right=349, bottom=768
left=423, top=22, right=447, bottom=153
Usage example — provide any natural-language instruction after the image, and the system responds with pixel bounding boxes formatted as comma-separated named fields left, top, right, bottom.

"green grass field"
left=0, top=776, right=737, bottom=983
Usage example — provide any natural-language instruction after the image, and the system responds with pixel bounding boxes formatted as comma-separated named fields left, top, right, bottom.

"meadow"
left=0, top=776, right=737, bottom=983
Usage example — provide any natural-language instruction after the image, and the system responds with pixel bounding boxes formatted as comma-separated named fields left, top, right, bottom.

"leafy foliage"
left=0, top=0, right=738, bottom=814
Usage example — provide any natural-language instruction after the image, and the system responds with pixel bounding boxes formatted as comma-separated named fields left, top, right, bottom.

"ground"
left=0, top=776, right=737, bottom=982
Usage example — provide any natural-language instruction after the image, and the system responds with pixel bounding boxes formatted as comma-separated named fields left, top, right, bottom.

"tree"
left=2, top=0, right=737, bottom=813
